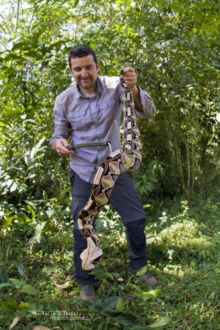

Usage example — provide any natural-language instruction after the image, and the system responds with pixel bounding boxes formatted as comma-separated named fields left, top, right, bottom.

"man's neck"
left=78, top=82, right=97, bottom=97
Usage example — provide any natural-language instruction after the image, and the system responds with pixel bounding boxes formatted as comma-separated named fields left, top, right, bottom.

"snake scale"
left=77, top=70, right=142, bottom=270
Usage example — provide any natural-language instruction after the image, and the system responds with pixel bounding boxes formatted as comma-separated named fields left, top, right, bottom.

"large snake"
left=70, top=71, right=142, bottom=271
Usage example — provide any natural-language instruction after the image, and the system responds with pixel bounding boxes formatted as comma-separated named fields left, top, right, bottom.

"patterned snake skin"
left=78, top=71, right=142, bottom=270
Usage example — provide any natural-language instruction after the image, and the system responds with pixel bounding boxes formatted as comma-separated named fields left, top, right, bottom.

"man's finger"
left=56, top=145, right=72, bottom=155
left=123, top=66, right=135, bottom=72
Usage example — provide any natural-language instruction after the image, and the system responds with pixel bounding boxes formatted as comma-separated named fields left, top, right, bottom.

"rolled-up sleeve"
left=135, top=87, right=156, bottom=118
left=49, top=96, right=71, bottom=146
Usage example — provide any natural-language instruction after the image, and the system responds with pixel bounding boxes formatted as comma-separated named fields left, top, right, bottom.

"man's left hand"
left=123, top=67, right=143, bottom=112
left=123, top=67, right=138, bottom=90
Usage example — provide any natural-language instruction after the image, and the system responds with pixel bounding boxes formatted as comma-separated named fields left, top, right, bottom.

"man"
left=50, top=44, right=157, bottom=302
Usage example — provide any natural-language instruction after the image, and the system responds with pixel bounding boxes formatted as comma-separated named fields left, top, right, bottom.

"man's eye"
left=74, top=67, right=81, bottom=72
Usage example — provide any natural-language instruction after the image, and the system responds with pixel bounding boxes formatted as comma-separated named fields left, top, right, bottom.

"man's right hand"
left=52, top=138, right=72, bottom=156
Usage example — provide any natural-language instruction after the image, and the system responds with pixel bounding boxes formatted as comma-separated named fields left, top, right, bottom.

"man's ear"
left=97, top=62, right=101, bottom=72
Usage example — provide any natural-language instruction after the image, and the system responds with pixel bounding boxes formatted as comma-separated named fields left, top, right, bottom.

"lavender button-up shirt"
left=50, top=76, right=156, bottom=183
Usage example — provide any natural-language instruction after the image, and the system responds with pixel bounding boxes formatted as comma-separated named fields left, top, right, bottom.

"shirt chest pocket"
left=66, top=109, right=88, bottom=129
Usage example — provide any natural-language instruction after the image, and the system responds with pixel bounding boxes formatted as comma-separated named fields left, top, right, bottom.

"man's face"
left=70, top=55, right=99, bottom=94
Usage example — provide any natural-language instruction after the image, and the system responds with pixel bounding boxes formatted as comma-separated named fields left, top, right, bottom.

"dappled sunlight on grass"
left=153, top=219, right=217, bottom=261
left=1, top=198, right=220, bottom=329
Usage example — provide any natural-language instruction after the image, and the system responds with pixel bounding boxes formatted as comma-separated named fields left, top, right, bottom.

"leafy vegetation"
left=0, top=0, right=219, bottom=329
left=1, top=196, right=220, bottom=329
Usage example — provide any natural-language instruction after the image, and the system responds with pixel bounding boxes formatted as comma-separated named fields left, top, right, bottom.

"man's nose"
left=81, top=68, right=89, bottom=78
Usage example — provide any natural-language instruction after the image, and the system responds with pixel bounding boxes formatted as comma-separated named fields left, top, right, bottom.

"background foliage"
left=0, top=0, right=219, bottom=329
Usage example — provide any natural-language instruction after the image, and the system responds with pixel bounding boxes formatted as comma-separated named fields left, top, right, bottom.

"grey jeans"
left=70, top=170, right=147, bottom=286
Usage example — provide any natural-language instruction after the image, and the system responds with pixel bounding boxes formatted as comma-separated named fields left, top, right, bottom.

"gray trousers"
left=70, top=170, right=147, bottom=286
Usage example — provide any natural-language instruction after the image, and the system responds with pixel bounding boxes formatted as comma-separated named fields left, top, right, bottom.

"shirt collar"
left=73, top=76, right=104, bottom=99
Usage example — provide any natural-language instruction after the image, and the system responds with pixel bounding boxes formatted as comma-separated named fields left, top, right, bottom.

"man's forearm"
left=131, top=86, right=144, bottom=113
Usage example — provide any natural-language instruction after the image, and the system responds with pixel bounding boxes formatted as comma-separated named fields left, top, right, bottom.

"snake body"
left=77, top=71, right=142, bottom=270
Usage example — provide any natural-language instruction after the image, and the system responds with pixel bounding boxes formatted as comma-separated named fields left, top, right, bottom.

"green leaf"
left=115, top=297, right=125, bottom=312
left=10, top=278, right=26, bottom=289
left=18, top=302, right=31, bottom=309
left=28, top=221, right=46, bottom=246
left=143, top=204, right=151, bottom=209
left=0, top=297, right=17, bottom=314
left=30, top=137, right=46, bottom=160
left=136, top=265, right=148, bottom=277
left=101, top=296, right=119, bottom=311
left=0, top=282, right=12, bottom=289
left=21, top=284, right=38, bottom=296
left=148, top=316, right=171, bottom=328
left=73, top=0, right=80, bottom=7
left=99, top=296, right=125, bottom=313
left=142, top=289, right=160, bottom=299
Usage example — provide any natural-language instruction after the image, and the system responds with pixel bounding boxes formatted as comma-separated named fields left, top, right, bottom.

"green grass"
left=0, top=196, right=220, bottom=329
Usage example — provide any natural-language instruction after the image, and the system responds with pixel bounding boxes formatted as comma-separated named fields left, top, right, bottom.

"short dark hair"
left=68, top=44, right=97, bottom=68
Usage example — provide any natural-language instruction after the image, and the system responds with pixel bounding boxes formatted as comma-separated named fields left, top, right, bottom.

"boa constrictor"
left=75, top=71, right=142, bottom=270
